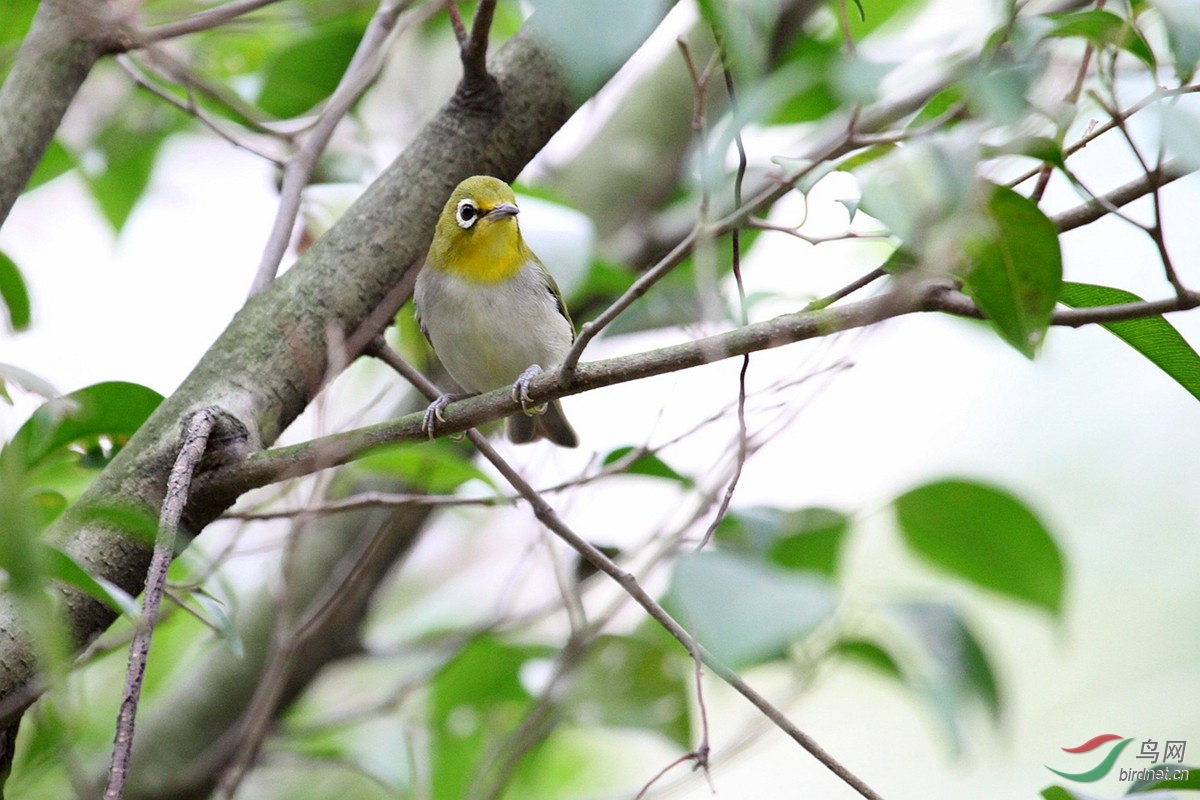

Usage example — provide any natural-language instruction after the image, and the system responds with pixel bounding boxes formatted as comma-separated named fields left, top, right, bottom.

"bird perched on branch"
left=414, top=175, right=579, bottom=447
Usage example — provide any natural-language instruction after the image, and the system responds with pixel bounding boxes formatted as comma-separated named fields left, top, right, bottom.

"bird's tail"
left=507, top=399, right=578, bottom=448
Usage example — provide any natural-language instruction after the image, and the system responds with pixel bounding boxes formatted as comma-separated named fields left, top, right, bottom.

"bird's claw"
left=422, top=394, right=456, bottom=440
left=512, top=365, right=546, bottom=416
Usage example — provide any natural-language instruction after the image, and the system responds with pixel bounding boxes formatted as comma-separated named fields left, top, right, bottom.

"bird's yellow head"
left=427, top=175, right=531, bottom=283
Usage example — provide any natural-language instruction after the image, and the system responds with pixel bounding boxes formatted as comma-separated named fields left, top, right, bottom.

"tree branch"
left=0, top=0, right=112, bottom=227
left=103, top=409, right=217, bottom=800
left=134, top=0, right=286, bottom=46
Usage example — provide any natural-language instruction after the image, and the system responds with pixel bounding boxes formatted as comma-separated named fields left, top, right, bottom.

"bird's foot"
left=422, top=393, right=467, bottom=439
left=512, top=365, right=546, bottom=416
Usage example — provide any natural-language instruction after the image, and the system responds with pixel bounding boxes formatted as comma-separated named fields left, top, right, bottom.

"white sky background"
left=2, top=0, right=1200, bottom=797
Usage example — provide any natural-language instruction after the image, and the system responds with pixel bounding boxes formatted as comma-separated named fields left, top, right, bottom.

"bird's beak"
left=485, top=203, right=520, bottom=220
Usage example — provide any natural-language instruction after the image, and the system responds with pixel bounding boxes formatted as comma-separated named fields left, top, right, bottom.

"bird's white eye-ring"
left=456, top=199, right=479, bottom=229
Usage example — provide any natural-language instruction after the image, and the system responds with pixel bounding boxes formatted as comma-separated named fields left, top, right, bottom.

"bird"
left=413, top=175, right=579, bottom=447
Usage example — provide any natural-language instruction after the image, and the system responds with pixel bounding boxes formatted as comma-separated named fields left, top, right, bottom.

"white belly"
left=415, top=262, right=573, bottom=394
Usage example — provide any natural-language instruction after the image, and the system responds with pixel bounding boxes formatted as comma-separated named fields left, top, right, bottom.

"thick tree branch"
left=0, top=0, right=114, bottom=227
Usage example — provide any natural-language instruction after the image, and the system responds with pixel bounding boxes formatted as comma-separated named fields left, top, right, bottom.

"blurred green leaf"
left=43, top=545, right=139, bottom=617
left=841, top=0, right=932, bottom=38
left=715, top=506, right=849, bottom=576
left=1127, top=763, right=1200, bottom=792
left=526, top=0, right=670, bottom=97
left=356, top=439, right=496, bottom=493
left=665, top=550, right=836, bottom=668
left=1047, top=9, right=1157, bottom=70
left=0, top=0, right=36, bottom=63
left=981, top=136, right=1065, bottom=168
left=25, top=138, right=76, bottom=193
left=696, top=0, right=774, bottom=80
left=766, top=37, right=841, bottom=125
left=0, top=250, right=30, bottom=331
left=431, top=635, right=548, bottom=800
left=961, top=184, right=1062, bottom=358
left=1059, top=282, right=1200, bottom=404
left=1042, top=785, right=1099, bottom=800
left=767, top=508, right=849, bottom=575
left=893, top=478, right=1065, bottom=614
left=908, top=84, right=965, bottom=130
left=567, top=634, right=690, bottom=747
left=832, top=637, right=904, bottom=679
left=84, top=102, right=180, bottom=230
left=891, top=602, right=1003, bottom=739
left=256, top=26, right=362, bottom=118
left=1, top=381, right=162, bottom=474
left=1156, top=0, right=1200, bottom=81
left=601, top=446, right=694, bottom=486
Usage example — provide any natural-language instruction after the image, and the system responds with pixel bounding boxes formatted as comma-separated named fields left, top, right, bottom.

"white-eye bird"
left=414, top=175, right=579, bottom=447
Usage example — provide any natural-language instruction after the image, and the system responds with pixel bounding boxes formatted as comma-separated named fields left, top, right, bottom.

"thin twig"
left=103, top=408, right=217, bottom=800
left=116, top=55, right=283, bottom=164
left=698, top=46, right=751, bottom=553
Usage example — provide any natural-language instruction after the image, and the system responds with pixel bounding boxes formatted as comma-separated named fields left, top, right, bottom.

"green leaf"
left=84, top=102, right=179, bottom=230
left=600, top=446, right=693, bottom=486
left=566, top=634, right=690, bottom=747
left=961, top=184, right=1062, bottom=358
left=840, top=0, right=932, bottom=38
left=1047, top=10, right=1157, bottom=70
left=24, top=139, right=76, bottom=193
left=695, top=0, right=773, bottom=81
left=767, top=507, right=850, bottom=575
left=2, top=381, right=163, bottom=474
left=0, top=250, right=30, bottom=331
left=714, top=506, right=850, bottom=575
left=665, top=550, right=836, bottom=668
left=908, top=84, right=965, bottom=130
left=1042, top=785, right=1095, bottom=800
left=1156, top=0, right=1200, bottom=82
left=766, top=37, right=842, bottom=125
left=832, top=637, right=904, bottom=679
left=257, top=27, right=363, bottom=118
left=893, top=478, right=1065, bottom=614
left=43, top=546, right=139, bottom=617
left=431, top=636, right=547, bottom=800
left=355, top=440, right=495, bottom=493
left=891, top=601, right=1003, bottom=734
left=1127, top=763, right=1200, bottom=792
left=1060, top=282, right=1200, bottom=404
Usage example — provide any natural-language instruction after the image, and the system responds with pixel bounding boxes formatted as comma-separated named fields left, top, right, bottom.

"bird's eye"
left=456, top=199, right=479, bottom=229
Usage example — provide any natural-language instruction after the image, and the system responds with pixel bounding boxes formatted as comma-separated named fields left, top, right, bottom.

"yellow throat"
left=428, top=176, right=530, bottom=283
